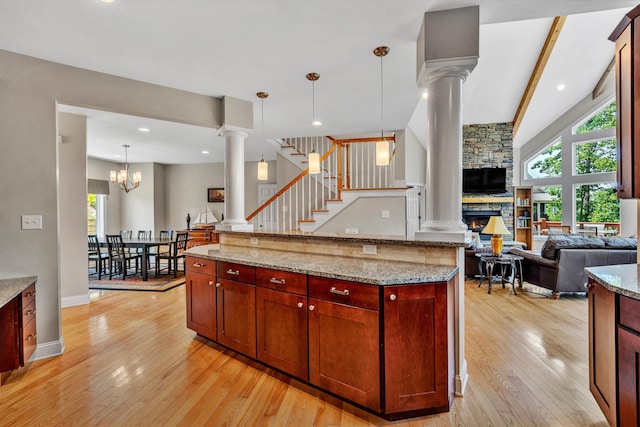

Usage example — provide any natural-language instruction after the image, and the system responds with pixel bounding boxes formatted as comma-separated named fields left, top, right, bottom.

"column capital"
left=217, top=124, right=251, bottom=138
left=417, top=59, right=477, bottom=88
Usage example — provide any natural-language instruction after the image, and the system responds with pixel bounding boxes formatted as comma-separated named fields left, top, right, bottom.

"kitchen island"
left=184, top=231, right=461, bottom=420
left=586, top=264, right=640, bottom=427
left=0, top=274, right=37, bottom=386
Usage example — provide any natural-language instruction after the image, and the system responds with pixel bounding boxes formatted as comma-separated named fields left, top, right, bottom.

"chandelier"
left=110, top=144, right=141, bottom=193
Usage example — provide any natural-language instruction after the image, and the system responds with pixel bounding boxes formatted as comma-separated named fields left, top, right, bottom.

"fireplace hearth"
left=462, top=209, right=501, bottom=240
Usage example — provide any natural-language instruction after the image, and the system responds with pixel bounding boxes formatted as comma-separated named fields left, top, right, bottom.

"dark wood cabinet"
left=588, top=278, right=616, bottom=426
left=617, top=294, right=640, bottom=426
left=185, top=256, right=217, bottom=340
left=1, top=280, right=37, bottom=381
left=256, top=286, right=308, bottom=380
left=384, top=283, right=450, bottom=414
left=216, top=278, right=256, bottom=358
left=610, top=5, right=640, bottom=199
left=308, top=276, right=380, bottom=412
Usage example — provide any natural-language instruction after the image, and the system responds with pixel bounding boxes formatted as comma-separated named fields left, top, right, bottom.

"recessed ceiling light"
left=557, top=84, right=566, bottom=92
left=312, top=120, right=322, bottom=126
left=114, top=154, right=121, bottom=158
left=421, top=90, right=429, bottom=99
left=100, top=0, right=114, bottom=3
left=138, top=127, right=150, bottom=132
left=201, top=150, right=210, bottom=154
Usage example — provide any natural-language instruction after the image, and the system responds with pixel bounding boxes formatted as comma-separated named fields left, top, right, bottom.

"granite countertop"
left=585, top=264, right=640, bottom=300
left=220, top=230, right=465, bottom=248
left=185, top=244, right=458, bottom=285
left=0, top=275, right=37, bottom=308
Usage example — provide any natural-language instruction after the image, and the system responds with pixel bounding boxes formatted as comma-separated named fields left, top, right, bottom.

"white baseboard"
left=61, top=293, right=90, bottom=308
left=32, top=336, right=66, bottom=361
left=454, top=359, right=469, bottom=396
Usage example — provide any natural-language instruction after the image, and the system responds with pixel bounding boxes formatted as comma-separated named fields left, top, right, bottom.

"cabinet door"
left=185, top=271, right=216, bottom=340
left=256, top=287, right=308, bottom=380
left=384, top=283, right=449, bottom=414
left=618, top=326, right=640, bottom=426
left=0, top=297, right=20, bottom=373
left=588, top=279, right=616, bottom=427
left=217, top=278, right=256, bottom=358
left=615, top=24, right=635, bottom=199
left=308, top=297, right=380, bottom=411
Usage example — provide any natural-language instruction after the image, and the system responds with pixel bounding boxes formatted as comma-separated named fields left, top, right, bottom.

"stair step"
left=298, top=219, right=316, bottom=223
left=323, top=176, right=337, bottom=179
left=281, top=145, right=296, bottom=148
left=311, top=209, right=329, bottom=213
left=290, top=153, right=306, bottom=156
left=325, top=198, right=342, bottom=202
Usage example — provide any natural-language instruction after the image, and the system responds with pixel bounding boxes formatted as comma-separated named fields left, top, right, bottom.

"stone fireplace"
left=462, top=209, right=501, bottom=240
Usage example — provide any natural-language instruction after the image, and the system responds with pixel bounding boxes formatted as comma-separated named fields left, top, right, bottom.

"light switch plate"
left=21, top=215, right=42, bottom=230
left=250, top=237, right=259, bottom=245
left=381, top=210, right=390, bottom=218
left=345, top=227, right=359, bottom=234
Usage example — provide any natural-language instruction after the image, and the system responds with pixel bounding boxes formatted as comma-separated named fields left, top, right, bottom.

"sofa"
left=509, top=235, right=637, bottom=299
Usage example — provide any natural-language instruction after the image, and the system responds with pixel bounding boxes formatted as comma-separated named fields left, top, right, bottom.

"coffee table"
left=475, top=253, right=524, bottom=295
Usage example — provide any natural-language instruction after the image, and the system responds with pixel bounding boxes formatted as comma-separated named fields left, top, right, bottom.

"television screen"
left=462, top=168, right=506, bottom=194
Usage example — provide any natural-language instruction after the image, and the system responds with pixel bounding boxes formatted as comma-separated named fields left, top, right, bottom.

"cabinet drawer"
left=308, top=276, right=379, bottom=311
left=185, top=256, right=216, bottom=276
left=22, top=300, right=36, bottom=327
left=22, top=315, right=37, bottom=364
left=256, top=267, right=307, bottom=296
left=619, top=294, right=640, bottom=332
left=22, top=282, right=36, bottom=308
left=218, top=261, right=256, bottom=284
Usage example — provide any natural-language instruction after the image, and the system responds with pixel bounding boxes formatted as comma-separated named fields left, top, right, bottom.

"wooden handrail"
left=246, top=142, right=338, bottom=222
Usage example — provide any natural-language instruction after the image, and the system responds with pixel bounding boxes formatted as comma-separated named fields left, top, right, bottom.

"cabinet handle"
left=270, top=278, right=286, bottom=285
left=584, top=282, right=592, bottom=289
left=389, top=294, right=397, bottom=301
left=330, top=287, right=349, bottom=296
left=216, top=282, right=222, bottom=288
left=25, top=291, right=35, bottom=298
left=208, top=281, right=214, bottom=286
left=25, top=309, right=36, bottom=316
left=309, top=305, right=315, bottom=311
left=193, top=262, right=205, bottom=268
left=27, top=333, right=37, bottom=341
left=297, top=302, right=304, bottom=308
left=227, top=269, right=240, bottom=276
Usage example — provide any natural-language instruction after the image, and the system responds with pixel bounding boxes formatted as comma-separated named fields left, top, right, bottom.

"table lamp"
left=482, top=216, right=511, bottom=255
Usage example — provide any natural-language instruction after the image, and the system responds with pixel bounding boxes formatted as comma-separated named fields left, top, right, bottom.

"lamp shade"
left=308, top=151, right=320, bottom=174
left=376, top=139, right=389, bottom=166
left=257, top=159, right=268, bottom=180
left=482, top=216, right=511, bottom=235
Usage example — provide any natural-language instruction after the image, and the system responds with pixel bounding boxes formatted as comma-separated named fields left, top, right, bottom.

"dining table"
left=99, top=237, right=175, bottom=281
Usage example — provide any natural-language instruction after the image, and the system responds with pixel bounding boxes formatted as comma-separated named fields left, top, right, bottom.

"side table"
left=475, top=253, right=524, bottom=295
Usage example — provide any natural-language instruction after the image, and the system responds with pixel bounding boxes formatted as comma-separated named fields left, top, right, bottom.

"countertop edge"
left=585, top=264, right=640, bottom=301
left=0, top=275, right=38, bottom=308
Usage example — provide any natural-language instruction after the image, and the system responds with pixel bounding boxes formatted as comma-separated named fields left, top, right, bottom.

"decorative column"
left=413, top=6, right=479, bottom=399
left=217, top=125, right=253, bottom=231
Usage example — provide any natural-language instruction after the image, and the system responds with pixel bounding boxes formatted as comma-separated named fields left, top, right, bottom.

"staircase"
left=246, top=135, right=406, bottom=233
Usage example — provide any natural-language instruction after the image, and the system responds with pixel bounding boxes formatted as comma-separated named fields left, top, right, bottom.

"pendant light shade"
left=308, top=147, right=320, bottom=174
left=256, top=92, right=269, bottom=181
left=374, top=46, right=390, bottom=166
left=306, top=73, right=322, bottom=126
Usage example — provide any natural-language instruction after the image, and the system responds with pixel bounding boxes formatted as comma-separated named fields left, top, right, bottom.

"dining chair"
left=120, top=230, right=132, bottom=239
left=159, top=230, right=173, bottom=240
left=155, top=232, right=188, bottom=278
left=137, top=230, right=151, bottom=239
left=106, top=234, right=140, bottom=280
left=88, top=235, right=108, bottom=280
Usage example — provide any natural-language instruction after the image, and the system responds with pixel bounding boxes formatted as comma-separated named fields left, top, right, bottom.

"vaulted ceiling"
left=0, top=0, right=636, bottom=164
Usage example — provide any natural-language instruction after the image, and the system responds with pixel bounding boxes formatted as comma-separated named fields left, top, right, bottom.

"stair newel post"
left=345, top=143, right=351, bottom=189
left=337, top=142, right=343, bottom=200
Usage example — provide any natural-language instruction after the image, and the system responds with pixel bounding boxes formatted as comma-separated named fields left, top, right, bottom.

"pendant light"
left=374, top=46, right=390, bottom=166
left=109, top=144, right=141, bottom=192
left=256, top=92, right=269, bottom=180
left=306, top=72, right=322, bottom=126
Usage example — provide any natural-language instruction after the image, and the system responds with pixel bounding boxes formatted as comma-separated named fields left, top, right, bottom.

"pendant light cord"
left=380, top=54, right=384, bottom=140
left=261, top=97, right=264, bottom=159
left=312, top=81, right=316, bottom=124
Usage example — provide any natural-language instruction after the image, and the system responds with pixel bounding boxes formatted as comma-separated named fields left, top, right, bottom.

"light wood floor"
left=0, top=281, right=608, bottom=426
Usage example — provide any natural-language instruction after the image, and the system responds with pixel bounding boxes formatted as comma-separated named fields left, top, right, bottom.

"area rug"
left=89, top=272, right=185, bottom=292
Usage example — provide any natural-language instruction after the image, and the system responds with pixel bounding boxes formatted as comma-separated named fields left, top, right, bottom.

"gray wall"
left=0, top=49, right=221, bottom=358
left=317, top=197, right=407, bottom=236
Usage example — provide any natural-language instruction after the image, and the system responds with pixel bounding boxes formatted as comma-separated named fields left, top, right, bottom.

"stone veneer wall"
left=462, top=123, right=515, bottom=233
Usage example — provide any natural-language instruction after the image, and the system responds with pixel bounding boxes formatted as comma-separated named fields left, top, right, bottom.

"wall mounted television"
left=462, top=167, right=507, bottom=194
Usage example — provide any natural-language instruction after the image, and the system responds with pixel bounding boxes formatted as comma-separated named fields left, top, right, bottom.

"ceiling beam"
left=592, top=56, right=615, bottom=99
left=512, top=16, right=567, bottom=137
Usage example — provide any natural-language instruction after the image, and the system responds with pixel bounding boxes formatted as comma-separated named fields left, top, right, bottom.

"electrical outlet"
left=381, top=210, right=390, bottom=218
left=250, top=237, right=259, bottom=245
left=21, top=215, right=42, bottom=230
left=362, top=244, right=377, bottom=255
left=345, top=227, right=359, bottom=234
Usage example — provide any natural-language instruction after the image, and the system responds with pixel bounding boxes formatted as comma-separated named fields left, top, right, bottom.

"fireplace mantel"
left=462, top=196, right=514, bottom=204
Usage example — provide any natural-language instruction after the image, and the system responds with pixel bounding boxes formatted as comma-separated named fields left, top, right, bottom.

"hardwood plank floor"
left=0, top=281, right=609, bottom=426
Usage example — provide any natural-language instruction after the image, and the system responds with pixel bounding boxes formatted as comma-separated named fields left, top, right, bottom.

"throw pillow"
left=540, top=236, right=606, bottom=260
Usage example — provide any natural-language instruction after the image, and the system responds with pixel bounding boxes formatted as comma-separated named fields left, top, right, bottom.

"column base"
left=216, top=223, right=254, bottom=232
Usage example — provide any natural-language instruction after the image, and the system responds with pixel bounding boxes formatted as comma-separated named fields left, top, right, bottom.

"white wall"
left=0, top=49, right=221, bottom=359
left=403, top=127, right=426, bottom=186
left=316, top=197, right=407, bottom=236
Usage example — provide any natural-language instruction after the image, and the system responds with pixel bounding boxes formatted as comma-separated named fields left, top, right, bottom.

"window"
left=88, top=193, right=106, bottom=237
left=573, top=100, right=616, bottom=134
left=534, top=185, right=562, bottom=221
left=526, top=139, right=562, bottom=179
left=575, top=182, right=619, bottom=223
